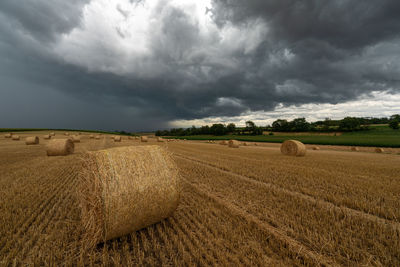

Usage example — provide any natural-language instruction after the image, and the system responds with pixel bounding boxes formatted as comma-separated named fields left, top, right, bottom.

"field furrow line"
left=175, top=154, right=400, bottom=230
left=0, top=167, right=77, bottom=258
left=184, top=179, right=338, bottom=267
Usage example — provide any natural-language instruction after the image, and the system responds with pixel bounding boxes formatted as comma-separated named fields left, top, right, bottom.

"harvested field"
left=0, top=131, right=399, bottom=266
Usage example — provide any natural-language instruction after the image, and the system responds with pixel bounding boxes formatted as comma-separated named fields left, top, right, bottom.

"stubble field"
left=0, top=131, right=399, bottom=266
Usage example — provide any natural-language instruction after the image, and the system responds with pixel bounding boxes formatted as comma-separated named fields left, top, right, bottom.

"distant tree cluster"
left=155, top=114, right=400, bottom=136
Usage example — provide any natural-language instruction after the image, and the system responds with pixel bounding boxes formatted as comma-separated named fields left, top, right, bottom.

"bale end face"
left=46, top=139, right=74, bottom=156
left=25, top=136, right=39, bottom=145
left=281, top=140, right=306, bottom=157
left=78, top=145, right=180, bottom=246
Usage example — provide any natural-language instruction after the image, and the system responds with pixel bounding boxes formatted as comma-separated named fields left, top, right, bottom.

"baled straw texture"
left=43, top=134, right=51, bottom=140
left=71, top=135, right=81, bottom=143
left=4, top=133, right=12, bottom=138
left=46, top=139, right=74, bottom=156
left=351, top=147, right=359, bottom=151
left=280, top=140, right=306, bottom=157
left=375, top=148, right=384, bottom=153
left=95, top=135, right=101, bottom=140
left=79, top=145, right=180, bottom=247
left=12, top=135, right=20, bottom=141
left=219, top=140, right=227, bottom=145
left=25, top=136, right=39, bottom=145
left=141, top=136, right=148, bottom=142
left=228, top=140, right=240, bottom=148
left=114, top=136, right=121, bottom=142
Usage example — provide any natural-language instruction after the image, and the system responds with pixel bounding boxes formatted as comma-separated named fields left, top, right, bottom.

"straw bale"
left=375, top=148, right=384, bottom=153
left=95, top=135, right=101, bottom=140
left=12, top=135, right=20, bottom=141
left=43, top=134, right=51, bottom=140
left=25, top=136, right=39, bottom=145
left=114, top=136, right=122, bottom=142
left=157, top=137, right=164, bottom=142
left=46, top=139, right=74, bottom=156
left=351, top=147, right=359, bottom=152
left=280, top=140, right=306, bottom=157
left=228, top=140, right=240, bottom=148
left=65, top=132, right=69, bottom=136
left=4, top=133, right=12, bottom=138
left=141, top=136, right=148, bottom=142
left=219, top=140, right=227, bottom=145
left=71, top=135, right=81, bottom=143
left=128, top=136, right=133, bottom=140
left=50, top=132, right=55, bottom=136
left=78, top=145, right=180, bottom=246
left=89, top=135, right=94, bottom=139
left=312, top=146, right=320, bottom=150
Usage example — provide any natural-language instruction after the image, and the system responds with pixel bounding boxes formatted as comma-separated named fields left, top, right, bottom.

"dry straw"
left=4, top=133, right=12, bottom=138
left=114, top=136, right=122, bottom=142
left=141, top=136, right=148, bottom=142
left=78, top=145, right=180, bottom=247
left=351, top=147, right=359, bottom=152
left=46, top=139, right=74, bottom=156
left=280, top=140, right=306, bottom=157
left=375, top=148, right=384, bottom=153
left=25, top=136, right=39, bottom=145
left=71, top=135, right=81, bottom=143
left=12, top=135, right=20, bottom=141
left=228, top=140, right=240, bottom=148
left=219, top=140, right=227, bottom=145
left=43, top=134, right=51, bottom=140
left=312, top=146, right=320, bottom=150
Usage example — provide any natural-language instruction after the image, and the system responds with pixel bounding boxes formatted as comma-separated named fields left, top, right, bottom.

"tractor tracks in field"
left=174, top=154, right=400, bottom=232
left=184, top=179, right=338, bottom=267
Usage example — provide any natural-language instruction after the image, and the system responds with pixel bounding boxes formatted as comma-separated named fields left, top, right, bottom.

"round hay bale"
left=78, top=145, right=180, bottom=246
left=46, top=139, right=74, bottom=156
left=89, top=135, right=94, bottom=139
left=25, top=136, right=39, bottom=145
left=280, top=140, right=306, bottom=157
left=228, top=140, right=240, bottom=148
left=351, top=147, right=359, bottom=152
left=312, top=146, right=320, bottom=150
left=12, top=135, right=20, bottom=141
left=43, top=134, right=51, bottom=140
left=254, top=143, right=258, bottom=146
left=4, top=133, right=12, bottom=138
left=375, top=148, right=384, bottom=153
left=65, top=132, right=69, bottom=136
left=128, top=136, right=133, bottom=140
left=114, top=136, right=122, bottom=142
left=71, top=135, right=81, bottom=143
left=141, top=136, right=148, bottom=142
left=135, top=136, right=139, bottom=140
left=157, top=137, right=164, bottom=142
left=219, top=140, right=227, bottom=145
left=95, top=135, right=101, bottom=140
left=50, top=132, right=55, bottom=136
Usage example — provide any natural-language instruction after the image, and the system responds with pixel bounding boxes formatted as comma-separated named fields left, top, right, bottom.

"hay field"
left=1, top=132, right=399, bottom=266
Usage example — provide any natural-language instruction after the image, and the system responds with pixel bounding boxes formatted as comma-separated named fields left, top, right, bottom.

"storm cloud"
left=0, top=0, right=399, bottom=131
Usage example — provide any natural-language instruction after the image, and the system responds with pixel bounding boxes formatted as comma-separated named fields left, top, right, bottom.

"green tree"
left=389, top=120, right=399, bottom=130
left=226, top=123, right=236, bottom=133
left=339, top=117, right=361, bottom=131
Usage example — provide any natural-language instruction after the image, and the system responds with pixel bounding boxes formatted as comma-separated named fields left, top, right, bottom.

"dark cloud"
left=0, top=0, right=400, bottom=131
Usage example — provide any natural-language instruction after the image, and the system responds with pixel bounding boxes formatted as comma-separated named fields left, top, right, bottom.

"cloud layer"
left=1, top=0, right=399, bottom=130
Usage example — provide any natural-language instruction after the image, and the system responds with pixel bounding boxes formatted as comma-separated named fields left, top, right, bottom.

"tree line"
left=155, top=114, right=400, bottom=136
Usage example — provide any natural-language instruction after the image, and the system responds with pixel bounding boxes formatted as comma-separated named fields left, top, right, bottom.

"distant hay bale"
left=4, top=133, right=12, bottom=138
left=78, top=145, right=180, bottom=246
left=312, top=146, right=320, bottom=150
left=25, top=136, right=39, bottom=145
left=89, top=135, right=94, bottom=139
left=280, top=140, right=306, bottom=157
left=351, top=147, right=359, bottom=152
left=95, top=135, right=100, bottom=140
left=71, top=135, right=81, bottom=143
left=50, top=132, right=55, bottom=136
left=228, top=140, right=240, bottom=148
left=135, top=136, right=139, bottom=140
left=157, top=137, right=164, bottom=142
left=375, top=148, right=384, bottom=153
left=114, top=136, right=122, bottom=142
left=254, top=143, right=258, bottom=146
left=219, top=140, right=227, bottom=145
left=65, top=132, right=69, bottom=136
left=46, top=139, right=74, bottom=156
left=141, top=136, right=148, bottom=142
left=12, top=135, right=20, bottom=141
left=43, top=134, right=51, bottom=140
left=128, top=136, right=133, bottom=140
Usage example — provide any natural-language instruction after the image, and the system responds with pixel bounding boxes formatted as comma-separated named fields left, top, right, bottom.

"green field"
left=169, top=126, right=400, bottom=147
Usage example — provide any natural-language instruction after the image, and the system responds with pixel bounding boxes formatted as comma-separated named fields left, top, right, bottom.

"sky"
left=1, top=0, right=400, bottom=131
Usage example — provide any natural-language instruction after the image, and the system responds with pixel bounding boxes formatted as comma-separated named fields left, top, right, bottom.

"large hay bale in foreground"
left=114, top=136, right=121, bottom=142
left=46, top=139, right=74, bottom=156
left=375, top=148, right=384, bottom=153
left=71, top=135, right=81, bottom=143
left=219, top=140, right=227, bottom=145
left=280, top=140, right=306, bottom=157
left=43, top=134, right=51, bottom=140
left=25, top=136, right=39, bottom=145
left=228, top=140, right=240, bottom=148
left=79, top=145, right=180, bottom=246
left=12, top=135, right=20, bottom=141
left=141, top=136, right=148, bottom=142
left=4, top=133, right=12, bottom=138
